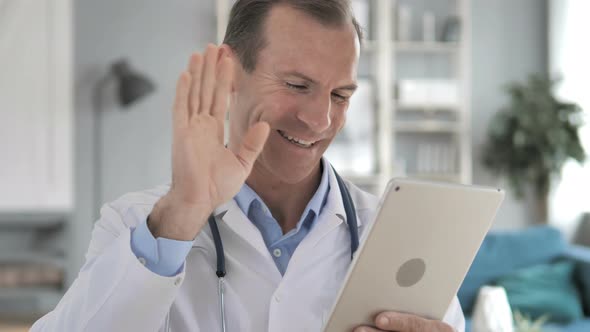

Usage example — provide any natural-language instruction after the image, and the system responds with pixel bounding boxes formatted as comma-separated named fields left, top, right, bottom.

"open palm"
left=168, top=44, right=269, bottom=230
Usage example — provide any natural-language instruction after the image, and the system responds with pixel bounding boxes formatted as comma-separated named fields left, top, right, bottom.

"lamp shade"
left=111, top=60, right=155, bottom=106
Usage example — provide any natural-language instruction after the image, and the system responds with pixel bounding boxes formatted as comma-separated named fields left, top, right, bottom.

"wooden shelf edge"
left=0, top=251, right=66, bottom=268
left=0, top=211, right=68, bottom=228
left=394, top=41, right=460, bottom=52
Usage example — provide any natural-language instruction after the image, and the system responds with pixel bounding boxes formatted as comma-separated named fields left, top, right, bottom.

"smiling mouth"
left=277, top=130, right=316, bottom=148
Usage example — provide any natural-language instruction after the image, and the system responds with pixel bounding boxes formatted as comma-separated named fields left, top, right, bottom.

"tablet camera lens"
left=396, top=258, right=426, bottom=287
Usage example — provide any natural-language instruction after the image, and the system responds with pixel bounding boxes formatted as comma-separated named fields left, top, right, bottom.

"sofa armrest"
left=562, top=245, right=590, bottom=314
left=563, top=245, right=590, bottom=264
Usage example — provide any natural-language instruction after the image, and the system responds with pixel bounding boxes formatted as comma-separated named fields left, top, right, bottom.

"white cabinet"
left=390, top=0, right=472, bottom=186
left=0, top=0, right=73, bottom=211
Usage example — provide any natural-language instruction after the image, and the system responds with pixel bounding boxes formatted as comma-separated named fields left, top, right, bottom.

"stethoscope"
left=164, top=167, right=359, bottom=332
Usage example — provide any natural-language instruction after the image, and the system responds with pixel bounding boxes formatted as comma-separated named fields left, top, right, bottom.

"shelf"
left=0, top=287, right=62, bottom=298
left=395, top=102, right=461, bottom=112
left=407, top=173, right=463, bottom=183
left=394, top=41, right=460, bottom=53
left=0, top=251, right=66, bottom=268
left=0, top=287, right=62, bottom=316
left=341, top=173, right=381, bottom=186
left=361, top=40, right=378, bottom=52
left=394, top=121, right=462, bottom=133
left=0, top=211, right=68, bottom=228
left=362, top=41, right=460, bottom=53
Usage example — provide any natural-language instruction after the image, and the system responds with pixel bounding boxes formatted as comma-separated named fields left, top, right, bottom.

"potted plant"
left=513, top=311, right=551, bottom=332
left=481, top=74, right=586, bottom=223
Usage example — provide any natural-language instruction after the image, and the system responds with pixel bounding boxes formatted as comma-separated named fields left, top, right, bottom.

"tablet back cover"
left=323, top=178, right=504, bottom=332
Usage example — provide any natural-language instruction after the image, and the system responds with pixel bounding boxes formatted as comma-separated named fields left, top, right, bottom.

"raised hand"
left=149, top=44, right=270, bottom=241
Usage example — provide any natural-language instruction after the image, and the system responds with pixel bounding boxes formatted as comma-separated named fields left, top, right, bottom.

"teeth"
left=286, top=134, right=311, bottom=145
left=278, top=130, right=315, bottom=147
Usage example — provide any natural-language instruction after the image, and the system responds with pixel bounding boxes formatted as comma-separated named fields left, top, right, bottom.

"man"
left=32, top=0, right=464, bottom=331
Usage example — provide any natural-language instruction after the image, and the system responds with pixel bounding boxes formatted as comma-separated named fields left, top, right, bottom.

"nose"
left=295, top=93, right=332, bottom=133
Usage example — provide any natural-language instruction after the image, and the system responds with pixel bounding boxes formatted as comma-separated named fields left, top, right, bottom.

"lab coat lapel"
left=298, top=165, right=364, bottom=251
left=213, top=200, right=271, bottom=260
left=207, top=166, right=365, bottom=277
left=212, top=200, right=282, bottom=284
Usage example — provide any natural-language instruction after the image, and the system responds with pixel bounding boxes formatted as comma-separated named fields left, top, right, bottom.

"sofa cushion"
left=564, top=245, right=590, bottom=315
left=459, top=226, right=567, bottom=314
left=495, top=260, right=584, bottom=324
left=545, top=319, right=590, bottom=332
left=560, top=319, right=590, bottom=332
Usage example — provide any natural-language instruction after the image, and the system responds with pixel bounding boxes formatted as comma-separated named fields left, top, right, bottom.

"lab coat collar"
left=213, top=199, right=271, bottom=259
left=211, top=162, right=364, bottom=257
left=323, top=163, right=365, bottom=229
left=233, top=157, right=331, bottom=223
left=297, top=164, right=364, bottom=252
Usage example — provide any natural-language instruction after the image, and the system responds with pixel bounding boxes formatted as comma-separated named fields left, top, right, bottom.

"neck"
left=246, top=161, right=323, bottom=234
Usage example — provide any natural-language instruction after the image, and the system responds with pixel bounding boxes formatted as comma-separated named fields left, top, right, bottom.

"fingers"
left=172, top=71, right=191, bottom=128
left=353, top=327, right=382, bottom=332
left=375, top=311, right=418, bottom=331
left=211, top=56, right=233, bottom=121
left=236, top=122, right=271, bottom=173
left=197, top=44, right=219, bottom=117
left=188, top=53, right=204, bottom=118
left=372, top=311, right=454, bottom=332
left=185, top=44, right=229, bottom=123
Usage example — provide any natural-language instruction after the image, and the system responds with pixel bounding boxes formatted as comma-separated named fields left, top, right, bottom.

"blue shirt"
left=130, top=159, right=331, bottom=277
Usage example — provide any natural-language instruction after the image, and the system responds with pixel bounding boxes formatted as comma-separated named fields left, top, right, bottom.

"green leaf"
left=481, top=73, right=587, bottom=199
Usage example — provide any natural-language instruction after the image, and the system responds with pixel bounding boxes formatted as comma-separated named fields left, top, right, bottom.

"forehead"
left=257, top=5, right=360, bottom=83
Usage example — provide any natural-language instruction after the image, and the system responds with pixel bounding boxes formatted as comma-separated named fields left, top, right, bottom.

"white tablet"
left=323, top=178, right=504, bottom=332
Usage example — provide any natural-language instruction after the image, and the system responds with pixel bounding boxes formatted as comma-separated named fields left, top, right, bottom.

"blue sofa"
left=458, top=226, right=590, bottom=332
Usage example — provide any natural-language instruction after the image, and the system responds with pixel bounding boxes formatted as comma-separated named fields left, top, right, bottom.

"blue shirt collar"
left=234, top=157, right=331, bottom=222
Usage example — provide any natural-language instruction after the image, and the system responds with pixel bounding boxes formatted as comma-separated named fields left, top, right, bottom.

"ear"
left=219, top=44, right=243, bottom=93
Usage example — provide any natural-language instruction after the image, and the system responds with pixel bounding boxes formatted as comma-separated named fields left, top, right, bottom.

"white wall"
left=470, top=0, right=548, bottom=229
left=72, top=0, right=216, bottom=275
left=548, top=0, right=590, bottom=239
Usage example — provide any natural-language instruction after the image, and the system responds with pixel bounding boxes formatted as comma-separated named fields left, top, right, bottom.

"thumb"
left=236, top=122, right=270, bottom=173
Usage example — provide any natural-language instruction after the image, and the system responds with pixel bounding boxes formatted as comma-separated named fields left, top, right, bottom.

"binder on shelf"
left=0, top=263, right=64, bottom=289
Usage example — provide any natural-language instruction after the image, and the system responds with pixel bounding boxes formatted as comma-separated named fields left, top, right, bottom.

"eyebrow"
left=281, top=71, right=358, bottom=92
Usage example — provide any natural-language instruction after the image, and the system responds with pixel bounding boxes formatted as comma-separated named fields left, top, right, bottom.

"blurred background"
left=0, top=0, right=588, bottom=330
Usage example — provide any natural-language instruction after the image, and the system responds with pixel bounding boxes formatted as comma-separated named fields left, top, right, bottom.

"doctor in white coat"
left=32, top=0, right=465, bottom=331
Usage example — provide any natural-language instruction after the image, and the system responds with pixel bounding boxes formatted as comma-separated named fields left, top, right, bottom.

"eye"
left=286, top=82, right=308, bottom=91
left=331, top=92, right=349, bottom=103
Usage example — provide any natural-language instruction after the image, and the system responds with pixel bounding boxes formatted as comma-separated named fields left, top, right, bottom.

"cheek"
left=331, top=104, right=348, bottom=131
left=258, top=93, right=300, bottom=123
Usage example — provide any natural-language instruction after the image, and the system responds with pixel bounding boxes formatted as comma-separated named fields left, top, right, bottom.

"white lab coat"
left=31, top=167, right=465, bottom=332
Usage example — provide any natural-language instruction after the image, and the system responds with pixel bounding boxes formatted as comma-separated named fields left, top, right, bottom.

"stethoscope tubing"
left=207, top=166, right=358, bottom=331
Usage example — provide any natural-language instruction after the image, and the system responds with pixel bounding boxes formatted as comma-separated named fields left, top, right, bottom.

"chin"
left=256, top=142, right=325, bottom=184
